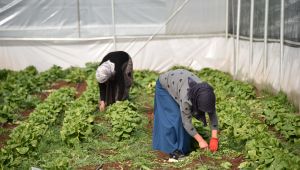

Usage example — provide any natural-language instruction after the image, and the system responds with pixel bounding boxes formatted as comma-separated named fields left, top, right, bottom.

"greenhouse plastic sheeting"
left=0, top=37, right=230, bottom=72
left=228, top=0, right=300, bottom=43
left=0, top=0, right=226, bottom=38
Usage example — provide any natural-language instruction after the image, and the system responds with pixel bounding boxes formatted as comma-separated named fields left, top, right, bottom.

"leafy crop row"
left=259, top=93, right=300, bottom=143
left=0, top=88, right=76, bottom=168
left=0, top=65, right=65, bottom=124
left=219, top=98, right=300, bottom=169
left=131, top=70, right=158, bottom=97
left=64, top=67, right=87, bottom=83
left=60, top=73, right=99, bottom=145
left=105, top=100, right=142, bottom=141
left=198, top=68, right=300, bottom=169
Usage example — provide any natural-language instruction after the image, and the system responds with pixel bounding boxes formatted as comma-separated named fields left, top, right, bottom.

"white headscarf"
left=95, top=60, right=115, bottom=83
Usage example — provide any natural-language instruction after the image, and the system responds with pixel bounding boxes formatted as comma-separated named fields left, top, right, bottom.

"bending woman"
left=95, top=51, right=133, bottom=111
left=152, top=69, right=219, bottom=161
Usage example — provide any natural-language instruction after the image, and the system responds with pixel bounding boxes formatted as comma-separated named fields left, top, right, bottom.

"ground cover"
left=0, top=65, right=299, bottom=169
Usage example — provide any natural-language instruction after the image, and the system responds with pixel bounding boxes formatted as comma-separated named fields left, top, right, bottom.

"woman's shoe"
left=168, top=150, right=186, bottom=162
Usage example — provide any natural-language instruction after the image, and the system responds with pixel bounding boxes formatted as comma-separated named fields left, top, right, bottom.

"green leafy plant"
left=61, top=74, right=98, bottom=145
left=65, top=67, right=86, bottom=83
left=105, top=100, right=142, bottom=141
left=199, top=68, right=300, bottom=169
left=0, top=65, right=65, bottom=124
left=0, top=88, right=76, bottom=168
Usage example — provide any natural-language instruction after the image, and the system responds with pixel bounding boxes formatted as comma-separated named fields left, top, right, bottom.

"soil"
left=0, top=133, right=9, bottom=148
left=76, top=165, right=99, bottom=170
left=50, top=80, right=87, bottom=98
left=36, top=92, right=50, bottom=101
left=20, top=108, right=34, bottom=118
left=72, top=81, right=87, bottom=98
left=78, top=161, right=131, bottom=170
left=153, top=150, right=169, bottom=162
left=229, top=155, right=244, bottom=170
left=146, top=111, right=154, bottom=130
left=101, top=162, right=131, bottom=170
left=0, top=123, right=17, bottom=148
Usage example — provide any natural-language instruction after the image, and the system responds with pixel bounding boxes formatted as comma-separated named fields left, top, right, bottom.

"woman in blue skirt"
left=152, top=69, right=219, bottom=161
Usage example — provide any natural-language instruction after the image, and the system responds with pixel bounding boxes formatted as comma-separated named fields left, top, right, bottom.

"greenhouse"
left=0, top=0, right=299, bottom=169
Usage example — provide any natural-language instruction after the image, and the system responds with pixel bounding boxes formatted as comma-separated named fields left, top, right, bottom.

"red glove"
left=209, top=138, right=218, bottom=152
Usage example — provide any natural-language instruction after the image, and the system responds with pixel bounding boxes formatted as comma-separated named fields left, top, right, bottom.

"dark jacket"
left=98, top=51, right=133, bottom=105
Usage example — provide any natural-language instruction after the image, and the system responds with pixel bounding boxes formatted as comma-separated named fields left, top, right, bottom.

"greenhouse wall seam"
left=77, top=0, right=81, bottom=38
left=264, top=0, right=269, bottom=77
left=249, top=0, right=254, bottom=79
left=111, top=0, right=116, bottom=51
left=225, top=0, right=229, bottom=39
left=280, top=0, right=285, bottom=89
left=235, top=0, right=241, bottom=78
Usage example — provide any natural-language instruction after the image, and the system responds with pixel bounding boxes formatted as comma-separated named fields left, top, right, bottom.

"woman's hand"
left=209, top=129, right=218, bottom=152
left=199, top=139, right=209, bottom=149
left=209, top=138, right=218, bottom=152
left=194, top=133, right=208, bottom=149
left=99, top=101, right=106, bottom=112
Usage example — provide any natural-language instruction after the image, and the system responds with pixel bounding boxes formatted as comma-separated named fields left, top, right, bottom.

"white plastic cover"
left=0, top=0, right=226, bottom=38
left=0, top=37, right=231, bottom=72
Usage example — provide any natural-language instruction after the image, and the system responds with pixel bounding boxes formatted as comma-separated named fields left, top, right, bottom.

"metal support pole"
left=264, top=0, right=269, bottom=77
left=111, top=0, right=116, bottom=50
left=225, top=0, right=229, bottom=39
left=235, top=0, right=241, bottom=77
left=77, top=0, right=81, bottom=38
left=280, top=0, right=284, bottom=88
left=249, top=0, right=254, bottom=79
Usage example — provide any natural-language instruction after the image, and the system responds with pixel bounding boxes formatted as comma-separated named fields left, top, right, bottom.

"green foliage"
left=61, top=74, right=99, bottom=145
left=199, top=68, right=300, bottom=169
left=84, top=62, right=99, bottom=75
left=260, top=92, right=300, bottom=142
left=0, top=69, right=13, bottom=80
left=38, top=65, right=65, bottom=87
left=0, top=88, right=76, bottom=168
left=0, top=65, right=65, bottom=124
left=60, top=102, right=95, bottom=146
left=105, top=100, right=142, bottom=141
left=131, top=70, right=158, bottom=97
left=1, top=66, right=299, bottom=169
left=65, top=67, right=87, bottom=83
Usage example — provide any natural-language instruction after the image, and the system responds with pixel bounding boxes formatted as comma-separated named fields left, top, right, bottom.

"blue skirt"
left=152, top=79, right=191, bottom=155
